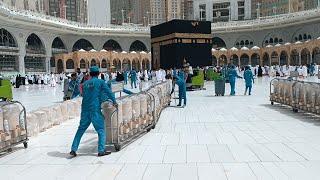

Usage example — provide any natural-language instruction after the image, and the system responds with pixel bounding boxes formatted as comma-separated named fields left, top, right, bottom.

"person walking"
left=228, top=65, right=242, bottom=96
left=130, top=69, right=137, bottom=88
left=244, top=66, right=255, bottom=95
left=174, top=72, right=187, bottom=107
left=70, top=66, right=117, bottom=157
left=68, top=73, right=80, bottom=99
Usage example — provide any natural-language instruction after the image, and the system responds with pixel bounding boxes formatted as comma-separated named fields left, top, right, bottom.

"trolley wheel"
left=293, top=108, right=298, bottom=113
left=151, top=124, right=156, bottom=129
left=271, top=102, right=274, bottom=105
left=7, top=148, right=12, bottom=152
left=23, top=142, right=28, bottom=148
left=114, top=144, right=121, bottom=152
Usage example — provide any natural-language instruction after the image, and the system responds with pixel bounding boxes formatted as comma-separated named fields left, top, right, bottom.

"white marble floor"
left=3, top=77, right=320, bottom=180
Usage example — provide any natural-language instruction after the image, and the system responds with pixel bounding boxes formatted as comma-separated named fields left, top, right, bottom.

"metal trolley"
left=105, top=81, right=170, bottom=152
left=0, top=101, right=28, bottom=153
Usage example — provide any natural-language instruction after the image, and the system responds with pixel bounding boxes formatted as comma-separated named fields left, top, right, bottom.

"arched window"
left=298, top=34, right=302, bottom=41
left=129, top=40, right=148, bottom=52
left=72, top=39, right=94, bottom=51
left=91, top=59, right=96, bottom=67
left=303, top=34, right=307, bottom=40
left=26, top=33, right=45, bottom=54
left=103, top=40, right=122, bottom=52
left=0, top=28, right=17, bottom=47
left=101, top=59, right=107, bottom=68
left=80, top=59, right=86, bottom=69
left=66, top=59, right=74, bottom=69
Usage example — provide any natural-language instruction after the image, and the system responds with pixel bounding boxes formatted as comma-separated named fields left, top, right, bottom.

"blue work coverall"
left=176, top=74, right=187, bottom=106
left=130, top=70, right=137, bottom=88
left=243, top=69, right=254, bottom=95
left=228, top=69, right=242, bottom=96
left=71, top=76, right=116, bottom=153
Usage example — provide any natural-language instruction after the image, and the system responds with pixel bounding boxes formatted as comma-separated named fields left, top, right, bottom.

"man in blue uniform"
left=174, top=72, right=187, bottom=107
left=228, top=65, right=242, bottom=96
left=70, top=66, right=117, bottom=157
left=243, top=66, right=254, bottom=95
left=130, top=69, right=137, bottom=89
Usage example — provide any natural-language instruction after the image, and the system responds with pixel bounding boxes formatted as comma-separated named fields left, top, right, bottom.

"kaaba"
left=151, top=19, right=212, bottom=69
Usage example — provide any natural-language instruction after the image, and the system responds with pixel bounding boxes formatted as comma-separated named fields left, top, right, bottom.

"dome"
left=241, top=46, right=249, bottom=51
left=230, top=47, right=238, bottom=51
left=317, top=37, right=320, bottom=40
left=112, top=50, right=118, bottom=53
left=100, top=49, right=107, bottom=52
left=251, top=46, right=260, bottom=50
left=89, top=49, right=97, bottom=52
left=266, top=45, right=273, bottom=48
left=211, top=48, right=217, bottom=52
left=220, top=48, right=227, bottom=51
left=130, top=51, right=137, bottom=53
left=284, top=42, right=291, bottom=45
left=275, top=43, right=281, bottom=47
left=121, top=51, right=127, bottom=53
left=78, top=49, right=86, bottom=52
left=295, top=41, right=302, bottom=44
left=140, top=51, right=147, bottom=54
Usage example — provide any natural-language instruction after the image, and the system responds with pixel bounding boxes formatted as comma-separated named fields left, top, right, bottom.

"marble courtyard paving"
left=2, top=78, right=320, bottom=180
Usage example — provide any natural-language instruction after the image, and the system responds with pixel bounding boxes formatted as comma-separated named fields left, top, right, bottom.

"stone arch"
left=57, top=59, right=64, bottom=73
left=52, top=37, right=66, bottom=50
left=301, top=48, right=310, bottom=65
left=80, top=59, right=86, bottom=69
left=0, top=28, right=18, bottom=47
left=101, top=59, right=107, bottom=69
left=240, top=54, right=249, bottom=67
left=271, top=51, right=279, bottom=65
left=312, top=47, right=320, bottom=64
left=103, top=39, right=122, bottom=52
left=90, top=59, right=100, bottom=67
left=212, top=37, right=226, bottom=49
left=230, top=54, right=239, bottom=66
left=26, top=33, right=46, bottom=54
left=0, top=28, right=19, bottom=71
left=262, top=53, right=270, bottom=66
left=132, top=58, right=141, bottom=70
left=218, top=55, right=227, bottom=66
left=129, top=40, right=148, bottom=52
left=290, top=49, right=299, bottom=65
left=280, top=51, right=288, bottom=65
left=66, top=59, right=75, bottom=69
left=251, top=53, right=260, bottom=66
left=72, top=39, right=94, bottom=51
left=122, top=58, right=131, bottom=71
left=113, top=59, right=121, bottom=71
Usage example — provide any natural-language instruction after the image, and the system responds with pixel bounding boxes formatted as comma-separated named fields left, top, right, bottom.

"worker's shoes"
left=98, top=151, right=112, bottom=157
left=69, top=151, right=77, bottom=157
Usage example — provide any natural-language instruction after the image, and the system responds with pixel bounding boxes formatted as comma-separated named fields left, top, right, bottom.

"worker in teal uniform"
left=124, top=71, right=128, bottom=84
left=243, top=66, right=254, bottom=95
left=174, top=71, right=187, bottom=107
left=228, top=65, right=242, bottom=96
left=70, top=66, right=117, bottom=157
left=130, top=69, right=137, bottom=89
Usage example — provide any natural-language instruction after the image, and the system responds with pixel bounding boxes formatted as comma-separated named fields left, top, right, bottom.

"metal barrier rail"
left=270, top=78, right=320, bottom=113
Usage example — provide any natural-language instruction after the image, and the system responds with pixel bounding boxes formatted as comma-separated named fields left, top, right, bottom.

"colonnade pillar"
left=18, top=55, right=25, bottom=75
